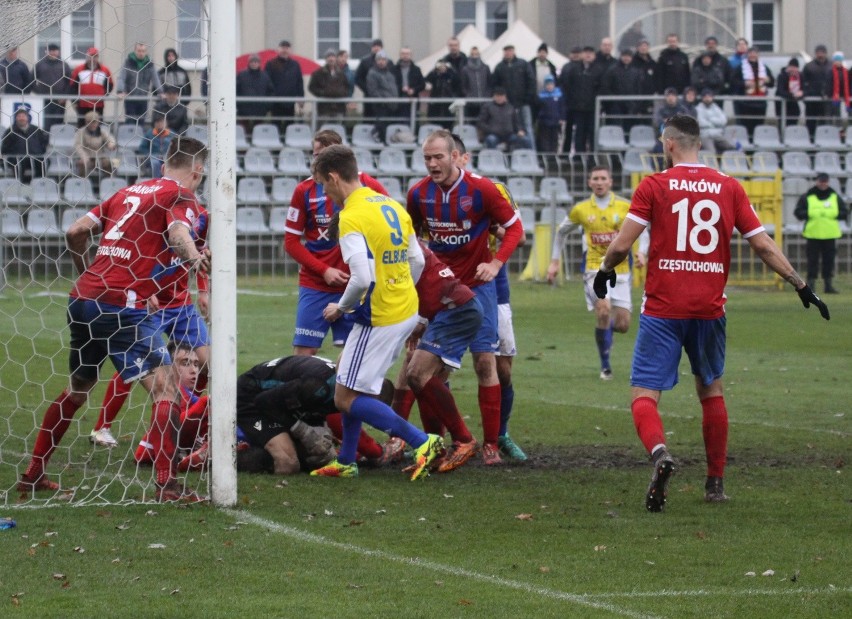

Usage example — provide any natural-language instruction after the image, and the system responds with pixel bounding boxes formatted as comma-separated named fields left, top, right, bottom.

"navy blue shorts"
left=417, top=297, right=483, bottom=368
left=293, top=287, right=354, bottom=348
left=469, top=280, right=499, bottom=354
left=159, top=304, right=210, bottom=348
left=630, top=314, right=727, bottom=391
left=68, top=298, right=169, bottom=383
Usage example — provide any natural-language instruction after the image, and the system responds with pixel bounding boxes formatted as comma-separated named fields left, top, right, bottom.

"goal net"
left=1, top=0, right=237, bottom=508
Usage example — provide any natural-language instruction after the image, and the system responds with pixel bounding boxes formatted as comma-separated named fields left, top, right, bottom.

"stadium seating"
left=114, top=150, right=141, bottom=177
left=235, top=206, right=269, bottom=233
left=243, top=147, right=277, bottom=175
left=1, top=208, right=25, bottom=236
left=251, top=123, right=283, bottom=150
left=26, top=208, right=61, bottom=236
left=377, top=177, right=405, bottom=203
left=752, top=125, right=784, bottom=150
left=417, top=123, right=443, bottom=145
left=781, top=151, right=813, bottom=177
left=409, top=151, right=427, bottom=177
left=538, top=205, right=568, bottom=224
left=476, top=149, right=509, bottom=176
left=116, top=124, right=145, bottom=149
left=236, top=177, right=270, bottom=205
left=268, top=206, right=289, bottom=233
left=813, top=125, right=843, bottom=150
left=782, top=125, right=813, bottom=149
left=60, top=208, right=87, bottom=233
left=518, top=206, right=536, bottom=235
left=29, top=178, right=62, bottom=206
left=628, top=125, right=656, bottom=150
left=510, top=149, right=544, bottom=176
left=377, top=148, right=411, bottom=175
left=751, top=150, right=780, bottom=176
left=720, top=150, right=750, bottom=176
left=506, top=176, right=538, bottom=205
left=271, top=177, right=298, bottom=204
left=538, top=176, right=572, bottom=204
left=722, top=124, right=752, bottom=150
left=184, top=124, right=209, bottom=146
left=235, top=124, right=250, bottom=150
left=813, top=152, right=845, bottom=178
left=319, top=123, right=348, bottom=144
left=284, top=123, right=313, bottom=150
left=48, top=123, right=77, bottom=154
left=383, top=123, right=418, bottom=150
left=697, top=150, right=719, bottom=168
left=452, top=124, right=482, bottom=150
left=277, top=148, right=310, bottom=176
left=99, top=176, right=127, bottom=201
left=621, top=148, right=652, bottom=175
left=63, top=177, right=99, bottom=206
left=351, top=123, right=382, bottom=149
left=44, top=152, right=75, bottom=178
left=597, top=125, right=628, bottom=151
left=352, top=147, right=378, bottom=175
left=781, top=176, right=809, bottom=232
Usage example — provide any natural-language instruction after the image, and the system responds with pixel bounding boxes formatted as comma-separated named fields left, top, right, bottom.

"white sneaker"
left=90, top=428, right=118, bottom=448
left=600, top=368, right=614, bottom=381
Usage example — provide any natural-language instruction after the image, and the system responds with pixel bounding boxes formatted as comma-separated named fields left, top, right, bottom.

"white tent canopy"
left=480, top=19, right=569, bottom=71
left=417, top=24, right=493, bottom=72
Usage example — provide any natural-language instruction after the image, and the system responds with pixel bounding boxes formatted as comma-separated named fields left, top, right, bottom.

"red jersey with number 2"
left=71, top=178, right=199, bottom=309
left=628, top=164, right=764, bottom=320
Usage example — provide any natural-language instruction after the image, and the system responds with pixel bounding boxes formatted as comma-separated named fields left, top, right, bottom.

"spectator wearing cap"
left=365, top=50, right=400, bottom=140
left=0, top=47, right=32, bottom=95
left=629, top=39, right=658, bottom=118
left=355, top=39, right=392, bottom=117
left=826, top=51, right=851, bottom=125
left=32, top=43, right=73, bottom=131
left=691, top=51, right=725, bottom=97
left=236, top=54, right=274, bottom=134
left=535, top=74, right=565, bottom=153
left=265, top=40, right=305, bottom=130
left=561, top=45, right=605, bottom=154
left=74, top=110, right=117, bottom=177
left=70, top=47, right=113, bottom=127
left=530, top=42, right=557, bottom=92
left=600, top=48, right=642, bottom=130
left=309, top=48, right=351, bottom=119
left=775, top=57, right=804, bottom=126
left=152, top=84, right=190, bottom=134
left=477, top=87, right=532, bottom=152
left=117, top=42, right=162, bottom=125
left=794, top=172, right=848, bottom=294
left=460, top=46, right=491, bottom=118
left=656, top=34, right=691, bottom=94
left=1, top=106, right=49, bottom=180
left=802, top=45, right=833, bottom=134
left=653, top=87, right=690, bottom=145
left=691, top=36, right=731, bottom=93
left=696, top=89, right=735, bottom=154
left=739, top=47, right=774, bottom=138
left=424, top=58, right=461, bottom=129
left=158, top=48, right=192, bottom=103
left=493, top=44, right=537, bottom=140
left=441, top=37, right=467, bottom=74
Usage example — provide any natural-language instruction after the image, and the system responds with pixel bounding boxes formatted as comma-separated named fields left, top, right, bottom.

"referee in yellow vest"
left=794, top=172, right=848, bottom=294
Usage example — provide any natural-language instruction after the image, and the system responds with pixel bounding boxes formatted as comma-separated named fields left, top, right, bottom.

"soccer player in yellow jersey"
left=547, top=165, right=647, bottom=380
left=308, top=145, right=444, bottom=480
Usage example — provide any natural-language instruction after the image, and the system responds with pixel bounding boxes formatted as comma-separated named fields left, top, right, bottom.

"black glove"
left=593, top=269, right=617, bottom=299
left=797, top=285, right=830, bottom=321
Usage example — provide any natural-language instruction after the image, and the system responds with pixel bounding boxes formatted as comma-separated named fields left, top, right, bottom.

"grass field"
left=0, top=274, right=850, bottom=618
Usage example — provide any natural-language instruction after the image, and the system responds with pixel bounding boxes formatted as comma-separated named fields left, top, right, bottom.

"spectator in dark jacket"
left=152, top=85, right=190, bottom=134
left=1, top=106, right=48, bottom=180
left=158, top=48, right=192, bottom=102
left=236, top=55, right=274, bottom=133
left=0, top=47, right=32, bottom=95
left=601, top=49, right=642, bottom=130
left=656, top=34, right=691, bottom=94
left=739, top=47, right=774, bottom=137
left=460, top=46, right=491, bottom=119
left=492, top=44, right=537, bottom=138
left=478, top=87, right=532, bottom=151
left=424, top=60, right=461, bottom=128
left=117, top=42, right=162, bottom=125
left=691, top=52, right=726, bottom=96
left=391, top=47, right=426, bottom=119
left=562, top=46, right=604, bottom=153
left=441, top=37, right=467, bottom=74
left=365, top=50, right=400, bottom=140
left=593, top=37, right=617, bottom=74
left=681, top=85, right=699, bottom=118
left=802, top=45, right=832, bottom=135
left=653, top=88, right=690, bottom=138
left=530, top=42, right=558, bottom=92
left=32, top=43, right=72, bottom=131
left=309, top=49, right=350, bottom=119
left=355, top=39, right=391, bottom=117
left=337, top=50, right=355, bottom=97
left=630, top=39, right=658, bottom=117
left=536, top=75, right=565, bottom=153
left=775, top=57, right=804, bottom=126
left=691, top=36, right=731, bottom=93
left=265, top=40, right=305, bottom=128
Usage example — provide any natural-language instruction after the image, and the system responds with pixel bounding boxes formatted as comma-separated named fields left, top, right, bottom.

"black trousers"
left=805, top=238, right=837, bottom=283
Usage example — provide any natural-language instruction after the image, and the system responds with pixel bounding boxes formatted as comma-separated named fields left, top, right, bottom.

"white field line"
left=538, top=399, right=850, bottom=437
left=225, top=509, right=658, bottom=619
left=582, top=587, right=852, bottom=599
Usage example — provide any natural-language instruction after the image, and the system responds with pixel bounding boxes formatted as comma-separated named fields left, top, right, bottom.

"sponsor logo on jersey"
left=668, top=179, right=722, bottom=194
left=96, top=245, right=133, bottom=260
left=430, top=231, right=471, bottom=245
left=382, top=249, right=408, bottom=264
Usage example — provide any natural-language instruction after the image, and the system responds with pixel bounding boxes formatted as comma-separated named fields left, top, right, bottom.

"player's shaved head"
left=312, top=144, right=359, bottom=183
left=450, top=133, right=467, bottom=155
left=661, top=115, right=701, bottom=150
left=424, top=129, right=456, bottom=154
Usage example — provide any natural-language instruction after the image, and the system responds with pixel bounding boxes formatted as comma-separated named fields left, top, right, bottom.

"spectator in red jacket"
left=70, top=47, right=113, bottom=127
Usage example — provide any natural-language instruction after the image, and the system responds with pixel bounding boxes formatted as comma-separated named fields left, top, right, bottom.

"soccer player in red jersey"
left=284, top=129, right=387, bottom=356
left=17, top=137, right=211, bottom=502
left=407, top=129, right=525, bottom=465
left=595, top=115, right=830, bottom=512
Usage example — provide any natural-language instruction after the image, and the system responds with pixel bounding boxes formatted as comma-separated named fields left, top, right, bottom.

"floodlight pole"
left=208, top=0, right=238, bottom=507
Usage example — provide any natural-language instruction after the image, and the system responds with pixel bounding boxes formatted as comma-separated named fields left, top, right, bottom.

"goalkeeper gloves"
left=796, top=285, right=830, bottom=321
left=593, top=268, right=617, bottom=299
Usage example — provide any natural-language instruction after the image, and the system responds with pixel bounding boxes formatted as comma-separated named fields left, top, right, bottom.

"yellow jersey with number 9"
left=339, top=186, right=418, bottom=326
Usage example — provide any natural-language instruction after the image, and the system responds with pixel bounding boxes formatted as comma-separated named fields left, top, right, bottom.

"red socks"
left=94, top=372, right=131, bottom=431
left=701, top=396, right=728, bottom=478
left=414, top=376, right=472, bottom=443
left=25, top=389, right=83, bottom=479
left=479, top=384, right=501, bottom=445
left=631, top=397, right=666, bottom=455
left=391, top=388, right=416, bottom=420
left=148, top=400, right=179, bottom=485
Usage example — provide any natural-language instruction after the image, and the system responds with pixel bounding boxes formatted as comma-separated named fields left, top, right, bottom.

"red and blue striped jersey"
left=407, top=170, right=519, bottom=288
left=153, top=202, right=209, bottom=309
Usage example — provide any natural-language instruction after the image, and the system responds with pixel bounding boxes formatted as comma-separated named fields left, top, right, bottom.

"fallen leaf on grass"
left=52, top=574, right=65, bottom=580
left=745, top=571, right=756, bottom=577
left=348, top=520, right=363, bottom=527
left=169, top=588, right=180, bottom=595
left=148, top=543, right=166, bottom=549
left=458, top=599, right=473, bottom=606
left=375, top=509, right=386, bottom=515
left=443, top=494, right=454, bottom=499
left=594, top=545, right=607, bottom=552
left=515, top=513, right=533, bottom=521
left=45, top=531, right=58, bottom=537
left=115, top=521, right=131, bottom=531
left=539, top=566, right=550, bottom=573
left=73, top=546, right=85, bottom=553
left=762, top=569, right=775, bottom=576
left=434, top=581, right=444, bottom=586
left=696, top=531, right=707, bottom=540
left=275, top=480, right=289, bottom=488
left=606, top=511, right=619, bottom=518
left=61, top=581, right=70, bottom=589
left=324, top=509, right=334, bottom=516
left=347, top=584, right=362, bottom=589
left=11, top=593, right=23, bottom=607
left=145, top=510, right=158, bottom=517
left=112, top=558, right=120, bottom=564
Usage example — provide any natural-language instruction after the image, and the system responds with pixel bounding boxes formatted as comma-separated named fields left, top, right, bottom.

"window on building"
left=453, top=1, right=512, bottom=39
left=316, top=0, right=377, bottom=60
left=36, top=1, right=97, bottom=62
left=176, top=0, right=208, bottom=61
left=746, top=0, right=777, bottom=52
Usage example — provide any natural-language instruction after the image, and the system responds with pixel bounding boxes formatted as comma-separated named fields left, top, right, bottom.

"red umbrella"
left=235, top=50, right=321, bottom=74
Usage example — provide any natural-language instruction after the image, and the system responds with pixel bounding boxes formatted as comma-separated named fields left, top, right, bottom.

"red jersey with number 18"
left=628, top=164, right=764, bottom=320
left=71, top=178, right=199, bottom=309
